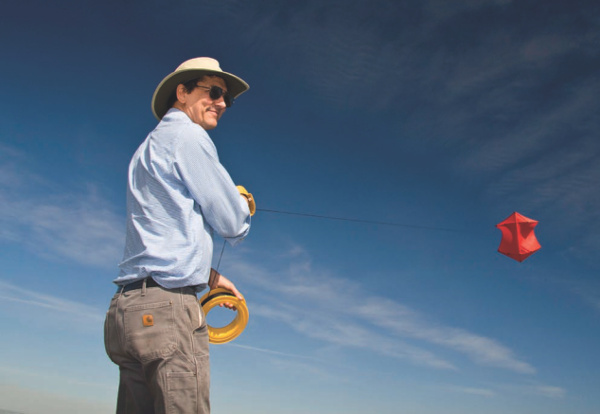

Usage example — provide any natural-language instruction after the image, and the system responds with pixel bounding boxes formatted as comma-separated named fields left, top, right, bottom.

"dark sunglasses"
left=196, top=85, right=234, bottom=107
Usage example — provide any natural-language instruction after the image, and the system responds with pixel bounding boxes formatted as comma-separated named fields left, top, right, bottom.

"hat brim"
left=151, top=68, right=249, bottom=120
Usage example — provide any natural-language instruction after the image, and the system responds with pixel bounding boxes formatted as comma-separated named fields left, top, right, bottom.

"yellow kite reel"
left=199, top=288, right=249, bottom=344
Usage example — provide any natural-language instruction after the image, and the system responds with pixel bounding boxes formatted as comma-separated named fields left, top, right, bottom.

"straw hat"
left=151, top=57, right=249, bottom=120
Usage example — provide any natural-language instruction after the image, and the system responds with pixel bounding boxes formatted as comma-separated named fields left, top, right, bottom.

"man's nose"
left=214, top=96, right=227, bottom=109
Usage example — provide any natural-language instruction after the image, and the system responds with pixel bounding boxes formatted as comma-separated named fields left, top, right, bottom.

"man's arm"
left=174, top=125, right=251, bottom=244
left=208, top=268, right=244, bottom=310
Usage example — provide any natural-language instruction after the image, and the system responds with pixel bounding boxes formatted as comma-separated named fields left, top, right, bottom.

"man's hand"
left=236, top=185, right=256, bottom=216
left=208, top=268, right=244, bottom=310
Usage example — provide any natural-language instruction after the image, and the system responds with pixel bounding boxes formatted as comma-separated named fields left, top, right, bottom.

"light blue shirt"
left=115, top=108, right=251, bottom=289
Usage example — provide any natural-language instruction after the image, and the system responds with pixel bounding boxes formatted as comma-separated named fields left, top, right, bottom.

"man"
left=104, top=57, right=255, bottom=414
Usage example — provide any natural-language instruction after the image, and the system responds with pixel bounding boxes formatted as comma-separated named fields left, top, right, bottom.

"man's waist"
left=120, top=277, right=161, bottom=293
left=118, top=277, right=204, bottom=293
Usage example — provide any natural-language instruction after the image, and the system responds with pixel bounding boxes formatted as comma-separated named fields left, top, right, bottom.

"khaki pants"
left=104, top=280, right=210, bottom=414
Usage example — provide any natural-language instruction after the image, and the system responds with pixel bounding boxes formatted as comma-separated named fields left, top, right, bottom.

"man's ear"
left=175, top=84, right=188, bottom=104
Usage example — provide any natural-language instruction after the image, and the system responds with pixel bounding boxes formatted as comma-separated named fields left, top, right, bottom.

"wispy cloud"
left=228, top=343, right=324, bottom=362
left=251, top=300, right=457, bottom=371
left=354, top=297, right=535, bottom=373
left=266, top=356, right=344, bottom=383
left=444, top=381, right=566, bottom=399
left=226, top=247, right=535, bottom=374
left=498, top=380, right=567, bottom=399
left=0, top=279, right=105, bottom=324
left=533, top=385, right=567, bottom=399
left=0, top=146, right=123, bottom=267
left=447, top=386, right=497, bottom=397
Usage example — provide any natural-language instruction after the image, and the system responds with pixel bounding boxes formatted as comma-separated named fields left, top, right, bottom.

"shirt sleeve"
left=173, top=124, right=250, bottom=245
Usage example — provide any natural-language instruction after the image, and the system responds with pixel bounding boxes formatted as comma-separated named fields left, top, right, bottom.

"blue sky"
left=1, top=0, right=599, bottom=413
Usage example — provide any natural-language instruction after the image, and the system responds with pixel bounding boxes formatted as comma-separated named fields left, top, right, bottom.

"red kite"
left=496, top=212, right=541, bottom=262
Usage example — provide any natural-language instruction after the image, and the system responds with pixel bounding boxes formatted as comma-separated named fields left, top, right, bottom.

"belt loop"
left=141, top=278, right=147, bottom=297
left=118, top=284, right=125, bottom=297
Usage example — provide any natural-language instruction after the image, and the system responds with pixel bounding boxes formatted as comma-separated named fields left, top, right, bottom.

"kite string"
left=256, top=208, right=465, bottom=233
left=212, top=208, right=466, bottom=276
left=214, top=207, right=464, bottom=271
left=215, top=239, right=226, bottom=272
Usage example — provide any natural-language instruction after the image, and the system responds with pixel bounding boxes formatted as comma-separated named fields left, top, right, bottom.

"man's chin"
left=198, top=119, right=218, bottom=130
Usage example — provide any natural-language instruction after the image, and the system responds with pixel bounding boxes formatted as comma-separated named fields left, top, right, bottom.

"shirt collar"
left=162, top=107, right=192, bottom=123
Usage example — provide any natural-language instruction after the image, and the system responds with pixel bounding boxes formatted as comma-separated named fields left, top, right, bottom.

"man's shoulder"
left=153, top=116, right=206, bottom=144
left=151, top=109, right=216, bottom=156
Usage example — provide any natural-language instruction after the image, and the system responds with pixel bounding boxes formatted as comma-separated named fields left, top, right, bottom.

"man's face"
left=179, top=76, right=228, bottom=130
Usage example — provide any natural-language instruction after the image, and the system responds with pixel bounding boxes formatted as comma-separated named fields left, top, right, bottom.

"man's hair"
left=167, top=76, right=204, bottom=109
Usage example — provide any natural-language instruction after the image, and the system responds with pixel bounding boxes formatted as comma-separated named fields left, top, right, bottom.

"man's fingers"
left=219, top=302, right=237, bottom=311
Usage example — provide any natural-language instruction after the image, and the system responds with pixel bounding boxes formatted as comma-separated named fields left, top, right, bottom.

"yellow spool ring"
left=199, top=288, right=249, bottom=344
